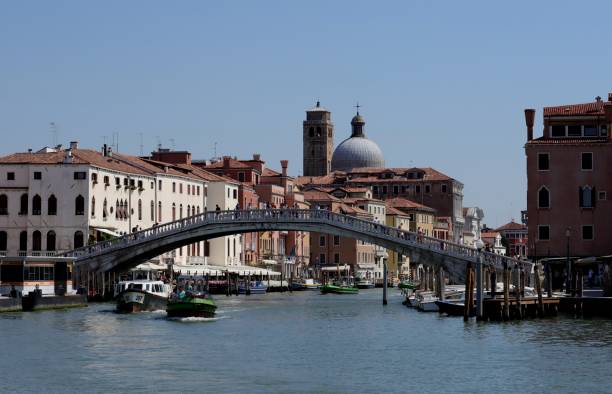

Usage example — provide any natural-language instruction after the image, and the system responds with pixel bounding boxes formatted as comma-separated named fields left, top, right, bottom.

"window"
left=309, top=127, right=314, bottom=137
left=567, top=125, right=581, bottom=137
left=73, top=231, right=85, bottom=249
left=238, top=172, right=245, bottom=182
left=425, top=184, right=431, bottom=194
left=32, top=230, right=42, bottom=251
left=537, top=153, right=549, bottom=171
left=150, top=201, right=155, bottom=221
left=104, top=175, right=110, bottom=185
left=24, top=266, right=54, bottom=281
left=115, top=177, right=120, bottom=187
left=7, top=172, right=15, bottom=181
left=551, top=125, right=565, bottom=137
left=334, top=253, right=340, bottom=264
left=582, top=225, right=594, bottom=240
left=33, top=171, right=42, bottom=180
left=579, top=186, right=595, bottom=208
left=158, top=180, right=162, bottom=191
left=20, top=194, right=28, bottom=215
left=601, top=125, right=608, bottom=137
left=382, top=186, right=387, bottom=194
left=158, top=201, right=162, bottom=222
left=416, top=185, right=421, bottom=194
left=75, top=195, right=85, bottom=215
left=0, top=194, right=7, bottom=215
left=233, top=189, right=237, bottom=199
left=91, top=197, right=95, bottom=217
left=172, top=182, right=176, bottom=193
left=32, top=195, right=41, bottom=215
left=441, top=184, right=447, bottom=193
left=316, top=127, right=321, bottom=137
left=598, top=191, right=607, bottom=201
left=73, top=171, right=87, bottom=180
left=48, top=195, right=57, bottom=215
left=46, top=230, right=56, bottom=251
left=319, top=235, right=326, bottom=246
left=19, top=231, right=27, bottom=251
left=393, top=185, right=399, bottom=195
left=138, top=199, right=142, bottom=220
left=584, top=125, right=598, bottom=137
left=138, top=180, right=143, bottom=190
left=319, top=254, right=326, bottom=264
left=538, top=225, right=550, bottom=240
left=172, top=203, right=176, bottom=221
left=333, top=235, right=340, bottom=246
left=581, top=152, right=593, bottom=170
left=373, top=186, right=379, bottom=194
left=538, top=186, right=550, bottom=209
left=0, top=231, right=7, bottom=250
left=123, top=178, right=128, bottom=187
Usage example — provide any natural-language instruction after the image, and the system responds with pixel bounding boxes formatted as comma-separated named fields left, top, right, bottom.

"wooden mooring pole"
left=464, top=262, right=473, bottom=321
left=503, top=263, right=510, bottom=321
left=534, top=262, right=544, bottom=317
left=383, top=261, right=388, bottom=305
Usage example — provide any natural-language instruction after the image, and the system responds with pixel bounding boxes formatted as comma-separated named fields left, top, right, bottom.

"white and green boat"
left=167, top=292, right=217, bottom=318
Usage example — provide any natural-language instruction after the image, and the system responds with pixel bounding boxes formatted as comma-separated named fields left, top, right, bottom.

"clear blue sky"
left=1, top=1, right=611, bottom=227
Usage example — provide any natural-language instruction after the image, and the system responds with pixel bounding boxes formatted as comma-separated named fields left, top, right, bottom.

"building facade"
left=525, top=94, right=612, bottom=258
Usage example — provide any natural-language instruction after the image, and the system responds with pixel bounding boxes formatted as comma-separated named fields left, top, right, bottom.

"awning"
left=321, top=264, right=351, bottom=271
left=262, top=259, right=278, bottom=265
left=93, top=227, right=121, bottom=237
left=132, top=262, right=167, bottom=271
left=172, top=264, right=280, bottom=276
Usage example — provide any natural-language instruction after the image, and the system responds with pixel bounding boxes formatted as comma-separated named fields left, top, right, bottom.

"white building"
left=0, top=143, right=240, bottom=267
left=462, top=206, right=484, bottom=247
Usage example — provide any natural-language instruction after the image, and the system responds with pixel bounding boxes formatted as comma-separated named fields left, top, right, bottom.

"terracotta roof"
left=204, top=158, right=253, bottom=170
left=303, top=190, right=341, bottom=202
left=496, top=221, right=527, bottom=232
left=336, top=203, right=368, bottom=215
left=526, top=137, right=608, bottom=145
left=295, top=174, right=337, bottom=186
left=543, top=100, right=607, bottom=117
left=262, top=168, right=281, bottom=177
left=386, top=206, right=409, bottom=216
left=481, top=231, right=501, bottom=239
left=385, top=197, right=435, bottom=212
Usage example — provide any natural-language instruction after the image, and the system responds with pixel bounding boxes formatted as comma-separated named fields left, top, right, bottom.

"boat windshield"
left=128, top=283, right=143, bottom=290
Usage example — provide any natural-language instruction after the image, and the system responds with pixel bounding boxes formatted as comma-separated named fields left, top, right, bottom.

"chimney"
left=107, top=146, right=113, bottom=157
left=524, top=109, right=535, bottom=141
left=608, top=93, right=612, bottom=102
left=63, top=149, right=73, bottom=164
left=223, top=156, right=231, bottom=169
left=70, top=141, right=78, bottom=150
left=253, top=153, right=261, bottom=161
left=280, top=160, right=288, bottom=177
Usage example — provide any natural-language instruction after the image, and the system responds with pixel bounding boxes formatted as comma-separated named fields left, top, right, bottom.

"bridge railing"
left=63, top=208, right=526, bottom=270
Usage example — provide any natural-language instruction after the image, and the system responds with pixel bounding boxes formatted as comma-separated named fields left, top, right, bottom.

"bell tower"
left=303, top=101, right=334, bottom=176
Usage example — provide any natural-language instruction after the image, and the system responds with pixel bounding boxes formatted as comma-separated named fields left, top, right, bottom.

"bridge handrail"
left=62, top=208, right=527, bottom=270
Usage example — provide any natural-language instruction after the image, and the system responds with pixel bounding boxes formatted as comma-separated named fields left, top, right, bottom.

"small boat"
left=303, top=278, right=321, bottom=290
left=355, top=278, right=375, bottom=289
left=436, top=300, right=471, bottom=317
left=320, top=283, right=359, bottom=294
left=115, top=280, right=171, bottom=313
left=415, top=291, right=439, bottom=312
left=398, top=280, right=419, bottom=290
left=238, top=281, right=268, bottom=294
left=167, top=292, right=217, bottom=318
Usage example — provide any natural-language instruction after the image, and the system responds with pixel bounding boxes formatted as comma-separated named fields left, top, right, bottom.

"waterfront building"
left=524, top=94, right=612, bottom=258
left=385, top=205, right=411, bottom=278
left=0, top=143, right=236, bottom=294
left=304, top=189, right=375, bottom=279
left=480, top=231, right=506, bottom=255
left=496, top=220, right=528, bottom=258
left=462, top=207, right=485, bottom=246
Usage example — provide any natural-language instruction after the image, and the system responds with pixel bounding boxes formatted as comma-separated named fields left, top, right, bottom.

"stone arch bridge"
left=64, top=209, right=528, bottom=283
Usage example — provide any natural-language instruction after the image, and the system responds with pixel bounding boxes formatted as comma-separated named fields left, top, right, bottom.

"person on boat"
left=178, top=287, right=186, bottom=299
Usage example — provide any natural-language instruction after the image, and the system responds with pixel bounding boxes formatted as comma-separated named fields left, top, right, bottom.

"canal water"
left=1, top=290, right=612, bottom=394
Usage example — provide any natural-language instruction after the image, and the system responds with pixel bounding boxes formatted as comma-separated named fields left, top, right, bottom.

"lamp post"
left=474, top=238, right=485, bottom=320
left=565, top=227, right=571, bottom=295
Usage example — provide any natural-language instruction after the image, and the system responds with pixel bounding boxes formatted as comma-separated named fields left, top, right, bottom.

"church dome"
left=331, top=111, right=385, bottom=172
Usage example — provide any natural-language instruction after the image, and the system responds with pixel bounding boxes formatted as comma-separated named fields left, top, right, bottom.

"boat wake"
left=166, top=315, right=227, bottom=323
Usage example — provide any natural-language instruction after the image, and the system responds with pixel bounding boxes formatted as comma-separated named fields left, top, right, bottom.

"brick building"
left=525, top=94, right=612, bottom=258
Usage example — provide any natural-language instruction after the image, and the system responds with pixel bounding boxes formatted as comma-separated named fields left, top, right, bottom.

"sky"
left=1, top=0, right=611, bottom=227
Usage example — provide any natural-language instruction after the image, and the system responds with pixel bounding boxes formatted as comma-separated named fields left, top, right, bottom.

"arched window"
left=187, top=205, right=190, bottom=217
left=32, top=230, right=42, bottom=251
left=0, top=194, right=7, bottom=215
left=0, top=231, right=7, bottom=250
left=316, top=127, right=321, bottom=137
left=538, top=186, right=550, bottom=209
left=138, top=199, right=142, bottom=220
left=197, top=206, right=200, bottom=215
left=309, top=127, right=314, bottom=137
left=172, top=203, right=176, bottom=221
left=115, top=199, right=120, bottom=219
left=91, top=196, right=96, bottom=217
left=48, top=194, right=57, bottom=215
left=192, top=206, right=195, bottom=216
left=103, top=198, right=108, bottom=219
left=180, top=204, right=183, bottom=219
left=32, top=194, right=41, bottom=215
left=74, top=231, right=84, bottom=249
left=20, top=193, right=28, bottom=215
left=579, top=186, right=595, bottom=208
left=19, top=231, right=27, bottom=251
left=46, top=230, right=56, bottom=251
left=75, top=195, right=85, bottom=215
left=151, top=201, right=155, bottom=221
left=158, top=201, right=162, bottom=222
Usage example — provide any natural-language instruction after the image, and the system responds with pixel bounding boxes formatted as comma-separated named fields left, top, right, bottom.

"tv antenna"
left=139, top=133, right=144, bottom=155
left=49, top=122, right=59, bottom=147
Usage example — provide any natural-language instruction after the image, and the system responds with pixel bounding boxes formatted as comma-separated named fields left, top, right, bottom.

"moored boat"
left=355, top=278, right=375, bottom=289
left=167, top=292, right=217, bottom=318
left=303, top=278, right=321, bottom=290
left=115, top=280, right=171, bottom=313
left=398, top=280, right=419, bottom=290
left=238, top=281, right=268, bottom=294
left=320, top=283, right=359, bottom=294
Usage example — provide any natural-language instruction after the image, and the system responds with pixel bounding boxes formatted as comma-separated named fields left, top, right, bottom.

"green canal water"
left=1, top=289, right=612, bottom=394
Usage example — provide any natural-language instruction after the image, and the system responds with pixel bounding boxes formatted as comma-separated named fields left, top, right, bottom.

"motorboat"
left=238, top=281, right=268, bottom=294
left=320, top=281, right=359, bottom=294
left=355, top=278, right=375, bottom=289
left=115, top=280, right=171, bottom=313
left=167, top=291, right=217, bottom=318
left=415, top=291, right=439, bottom=312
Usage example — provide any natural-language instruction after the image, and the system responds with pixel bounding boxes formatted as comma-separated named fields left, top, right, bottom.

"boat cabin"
left=114, top=280, right=171, bottom=298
